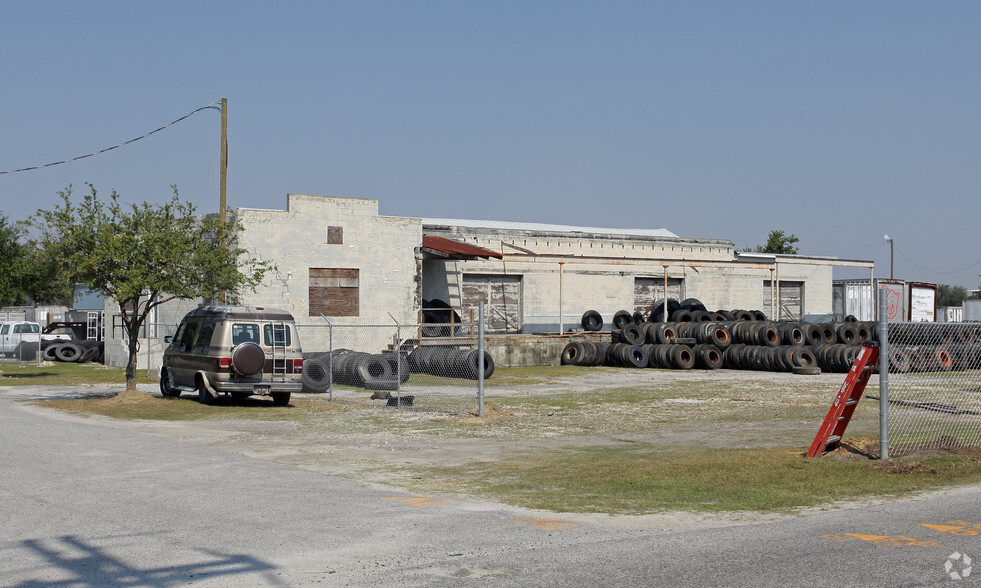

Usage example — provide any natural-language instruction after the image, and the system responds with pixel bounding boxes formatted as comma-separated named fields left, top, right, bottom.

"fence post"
left=878, top=287, right=889, bottom=460
left=321, top=316, right=334, bottom=402
left=478, top=301, right=485, bottom=418
left=388, top=313, right=403, bottom=409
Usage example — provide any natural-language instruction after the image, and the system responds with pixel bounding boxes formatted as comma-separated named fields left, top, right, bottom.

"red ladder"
left=806, top=342, right=880, bottom=458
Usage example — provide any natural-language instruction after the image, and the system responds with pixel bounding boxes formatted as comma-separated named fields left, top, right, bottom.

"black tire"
left=302, top=354, right=331, bottom=391
left=271, top=392, right=291, bottom=406
left=695, top=344, right=722, bottom=370
left=55, top=343, right=83, bottom=362
left=793, top=366, right=822, bottom=375
left=655, top=323, right=677, bottom=345
left=670, top=309, right=694, bottom=322
left=356, top=354, right=393, bottom=385
left=621, top=345, right=647, bottom=368
left=619, top=324, right=643, bottom=345
left=13, top=342, right=37, bottom=361
left=680, top=298, right=707, bottom=313
left=77, top=346, right=99, bottom=364
left=364, top=378, right=400, bottom=391
left=836, top=324, right=858, bottom=345
left=649, top=299, right=681, bottom=322
left=198, top=385, right=215, bottom=405
left=581, top=310, right=603, bottom=331
left=159, top=367, right=182, bottom=397
left=561, top=342, right=585, bottom=365
left=632, top=311, right=645, bottom=324
left=42, top=344, right=60, bottom=361
left=613, top=310, right=633, bottom=330
left=669, top=344, right=695, bottom=370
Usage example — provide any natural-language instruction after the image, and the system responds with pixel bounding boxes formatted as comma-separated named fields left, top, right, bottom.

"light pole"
left=883, top=235, right=894, bottom=279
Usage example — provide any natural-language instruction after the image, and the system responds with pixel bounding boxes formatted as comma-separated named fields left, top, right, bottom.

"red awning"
left=422, top=236, right=502, bottom=259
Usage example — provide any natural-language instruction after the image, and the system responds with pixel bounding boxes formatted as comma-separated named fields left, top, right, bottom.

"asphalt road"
left=1, top=388, right=980, bottom=587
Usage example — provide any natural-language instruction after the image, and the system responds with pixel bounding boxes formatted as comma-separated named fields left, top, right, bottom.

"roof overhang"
left=421, top=236, right=502, bottom=260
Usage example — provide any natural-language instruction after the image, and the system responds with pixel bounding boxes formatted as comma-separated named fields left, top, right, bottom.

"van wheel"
left=271, top=392, right=290, bottom=406
left=159, top=368, right=181, bottom=397
left=198, top=382, right=215, bottom=405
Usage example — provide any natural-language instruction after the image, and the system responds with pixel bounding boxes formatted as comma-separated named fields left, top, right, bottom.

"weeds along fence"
left=879, top=321, right=981, bottom=457
left=296, top=321, right=491, bottom=415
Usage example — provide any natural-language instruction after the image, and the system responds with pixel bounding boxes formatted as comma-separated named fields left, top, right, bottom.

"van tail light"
left=293, top=358, right=303, bottom=372
left=218, top=357, right=232, bottom=369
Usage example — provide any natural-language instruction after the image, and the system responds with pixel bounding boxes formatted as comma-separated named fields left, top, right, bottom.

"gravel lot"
left=48, top=368, right=879, bottom=485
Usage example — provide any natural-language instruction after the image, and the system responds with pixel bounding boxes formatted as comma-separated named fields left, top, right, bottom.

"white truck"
left=0, top=321, right=42, bottom=359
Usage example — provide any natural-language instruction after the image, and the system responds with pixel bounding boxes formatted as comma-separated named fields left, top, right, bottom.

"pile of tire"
left=407, top=346, right=495, bottom=380
left=301, top=349, right=410, bottom=392
left=883, top=323, right=981, bottom=373
left=566, top=299, right=889, bottom=374
left=41, top=340, right=104, bottom=364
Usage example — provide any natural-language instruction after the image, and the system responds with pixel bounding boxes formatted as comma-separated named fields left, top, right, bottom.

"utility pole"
left=218, top=97, right=228, bottom=304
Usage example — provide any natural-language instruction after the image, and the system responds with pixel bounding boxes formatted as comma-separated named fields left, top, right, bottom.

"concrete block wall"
left=235, top=194, right=422, bottom=353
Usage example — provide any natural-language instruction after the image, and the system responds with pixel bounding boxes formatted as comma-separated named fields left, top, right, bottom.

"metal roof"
left=421, top=236, right=503, bottom=259
left=422, top=218, right=678, bottom=239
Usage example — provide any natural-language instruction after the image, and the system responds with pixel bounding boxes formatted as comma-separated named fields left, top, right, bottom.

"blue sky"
left=3, top=2, right=980, bottom=288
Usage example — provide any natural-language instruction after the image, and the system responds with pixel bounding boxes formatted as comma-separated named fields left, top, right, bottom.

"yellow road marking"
left=821, top=533, right=938, bottom=547
left=919, top=522, right=979, bottom=536
left=505, top=519, right=582, bottom=530
left=381, top=497, right=446, bottom=507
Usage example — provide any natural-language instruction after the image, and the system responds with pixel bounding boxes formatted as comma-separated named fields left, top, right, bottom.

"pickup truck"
left=0, top=321, right=42, bottom=359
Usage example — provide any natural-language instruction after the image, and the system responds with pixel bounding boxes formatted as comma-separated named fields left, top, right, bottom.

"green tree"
left=937, top=284, right=968, bottom=307
left=33, top=184, right=271, bottom=390
left=746, top=230, right=800, bottom=254
left=0, top=214, right=28, bottom=306
left=0, top=214, right=73, bottom=307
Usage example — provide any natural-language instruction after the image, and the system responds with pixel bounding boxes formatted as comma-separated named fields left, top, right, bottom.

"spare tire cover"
left=232, top=342, right=266, bottom=377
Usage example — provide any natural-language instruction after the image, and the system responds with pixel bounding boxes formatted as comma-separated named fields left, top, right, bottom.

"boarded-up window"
left=327, top=226, right=343, bottom=244
left=462, top=274, right=521, bottom=333
left=763, top=280, right=803, bottom=321
left=633, top=277, right=684, bottom=316
left=310, top=268, right=359, bottom=317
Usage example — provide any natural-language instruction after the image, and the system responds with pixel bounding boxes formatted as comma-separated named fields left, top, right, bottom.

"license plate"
left=253, top=385, right=271, bottom=395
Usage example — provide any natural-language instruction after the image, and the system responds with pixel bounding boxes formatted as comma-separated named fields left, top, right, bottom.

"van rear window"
left=232, top=324, right=260, bottom=345
left=264, top=324, right=291, bottom=346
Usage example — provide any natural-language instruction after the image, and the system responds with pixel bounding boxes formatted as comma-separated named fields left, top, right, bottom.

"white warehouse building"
left=104, top=193, right=875, bottom=368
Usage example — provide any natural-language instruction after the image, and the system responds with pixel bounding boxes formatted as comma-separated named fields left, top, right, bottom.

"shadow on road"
left=10, top=534, right=282, bottom=587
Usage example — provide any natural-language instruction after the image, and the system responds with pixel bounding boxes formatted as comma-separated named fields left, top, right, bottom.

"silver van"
left=160, top=306, right=303, bottom=405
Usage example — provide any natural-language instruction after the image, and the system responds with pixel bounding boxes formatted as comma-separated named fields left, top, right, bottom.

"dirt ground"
left=8, top=367, right=904, bottom=530
left=16, top=367, right=979, bottom=530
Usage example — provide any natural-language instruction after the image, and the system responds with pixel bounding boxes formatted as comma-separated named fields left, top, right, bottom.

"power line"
left=895, top=244, right=981, bottom=275
left=0, top=101, right=222, bottom=175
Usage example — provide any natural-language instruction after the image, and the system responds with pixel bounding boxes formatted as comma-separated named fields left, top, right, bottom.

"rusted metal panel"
left=462, top=274, right=521, bottom=333
left=422, top=236, right=502, bottom=259
left=327, top=226, right=343, bottom=244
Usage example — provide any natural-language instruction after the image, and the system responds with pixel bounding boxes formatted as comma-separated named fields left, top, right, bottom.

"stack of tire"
left=407, top=346, right=495, bottom=380
left=301, top=349, right=410, bottom=392
left=565, top=299, right=887, bottom=374
left=883, top=322, right=981, bottom=373
left=41, top=340, right=104, bottom=364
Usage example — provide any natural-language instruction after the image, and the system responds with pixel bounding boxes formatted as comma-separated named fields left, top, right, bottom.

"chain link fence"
left=879, top=321, right=981, bottom=456
left=296, top=319, right=490, bottom=415
left=0, top=341, right=43, bottom=367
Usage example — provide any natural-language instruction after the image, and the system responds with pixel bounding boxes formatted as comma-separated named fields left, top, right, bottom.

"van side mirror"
left=164, top=336, right=173, bottom=344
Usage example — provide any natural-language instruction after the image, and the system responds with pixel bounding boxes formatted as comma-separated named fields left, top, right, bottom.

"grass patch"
left=414, top=445, right=981, bottom=514
left=0, top=362, right=154, bottom=387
